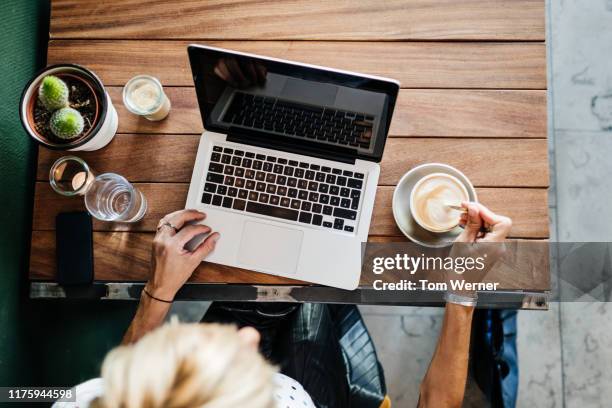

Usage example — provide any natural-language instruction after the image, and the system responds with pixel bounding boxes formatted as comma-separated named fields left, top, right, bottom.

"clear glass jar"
left=122, top=75, right=171, bottom=121
left=49, top=155, right=95, bottom=196
left=49, top=156, right=147, bottom=222
left=84, top=173, right=147, bottom=222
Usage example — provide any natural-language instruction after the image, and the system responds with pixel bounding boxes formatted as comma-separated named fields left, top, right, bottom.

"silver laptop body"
left=185, top=44, right=400, bottom=290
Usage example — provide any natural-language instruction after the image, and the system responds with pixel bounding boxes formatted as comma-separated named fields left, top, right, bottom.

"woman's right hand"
left=456, top=202, right=512, bottom=243
left=147, top=209, right=220, bottom=302
left=447, top=202, right=512, bottom=300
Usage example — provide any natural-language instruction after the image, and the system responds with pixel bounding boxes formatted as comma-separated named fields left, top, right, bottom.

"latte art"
left=411, top=174, right=469, bottom=232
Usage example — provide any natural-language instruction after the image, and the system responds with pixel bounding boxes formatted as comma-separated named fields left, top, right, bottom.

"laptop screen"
left=188, top=44, right=400, bottom=162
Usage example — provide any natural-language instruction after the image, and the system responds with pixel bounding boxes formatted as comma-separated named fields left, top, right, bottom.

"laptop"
left=185, top=44, right=399, bottom=290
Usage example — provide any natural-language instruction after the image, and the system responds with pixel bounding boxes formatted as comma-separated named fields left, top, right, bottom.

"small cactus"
left=50, top=107, right=84, bottom=139
left=38, top=75, right=69, bottom=110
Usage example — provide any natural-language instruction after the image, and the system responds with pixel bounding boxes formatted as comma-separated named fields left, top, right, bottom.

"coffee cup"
left=410, top=172, right=469, bottom=233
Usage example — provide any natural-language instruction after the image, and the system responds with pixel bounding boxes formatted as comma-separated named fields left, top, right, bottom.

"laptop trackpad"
left=237, top=221, right=303, bottom=276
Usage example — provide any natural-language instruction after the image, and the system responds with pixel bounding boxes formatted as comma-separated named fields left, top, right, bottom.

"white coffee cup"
left=410, top=172, right=469, bottom=233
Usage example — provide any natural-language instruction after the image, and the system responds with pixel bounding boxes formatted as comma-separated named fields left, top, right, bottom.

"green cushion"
left=0, top=0, right=136, bottom=386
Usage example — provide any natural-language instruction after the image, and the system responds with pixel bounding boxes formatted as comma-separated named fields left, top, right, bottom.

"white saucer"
left=392, top=163, right=478, bottom=248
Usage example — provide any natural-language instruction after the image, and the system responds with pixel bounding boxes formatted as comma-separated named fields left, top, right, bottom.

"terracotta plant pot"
left=20, top=64, right=118, bottom=151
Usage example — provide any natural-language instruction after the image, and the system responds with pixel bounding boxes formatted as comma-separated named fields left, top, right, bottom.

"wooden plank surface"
left=36, top=135, right=549, bottom=187
left=50, top=0, right=544, bottom=41
left=30, top=230, right=301, bottom=284
left=32, top=182, right=549, bottom=238
left=106, top=87, right=547, bottom=138
left=47, top=40, right=547, bottom=89
left=30, top=231, right=549, bottom=290
left=36, top=0, right=549, bottom=291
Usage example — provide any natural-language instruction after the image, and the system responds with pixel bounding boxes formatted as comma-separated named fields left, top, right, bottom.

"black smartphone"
left=56, top=211, right=94, bottom=285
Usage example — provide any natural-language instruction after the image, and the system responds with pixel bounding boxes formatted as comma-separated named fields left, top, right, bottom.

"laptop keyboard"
left=201, top=145, right=365, bottom=233
left=223, top=92, right=375, bottom=149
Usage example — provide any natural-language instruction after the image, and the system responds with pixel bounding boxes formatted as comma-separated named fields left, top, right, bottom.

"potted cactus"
left=20, top=64, right=118, bottom=151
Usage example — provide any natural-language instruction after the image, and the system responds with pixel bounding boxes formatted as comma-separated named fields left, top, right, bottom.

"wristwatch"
left=444, top=292, right=478, bottom=307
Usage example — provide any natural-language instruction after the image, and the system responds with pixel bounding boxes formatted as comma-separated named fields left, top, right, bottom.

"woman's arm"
left=418, top=202, right=512, bottom=407
left=122, top=290, right=173, bottom=344
left=417, top=303, right=474, bottom=408
left=122, top=209, right=220, bottom=344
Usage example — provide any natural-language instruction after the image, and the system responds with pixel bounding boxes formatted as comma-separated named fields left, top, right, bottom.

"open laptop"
left=185, top=44, right=399, bottom=290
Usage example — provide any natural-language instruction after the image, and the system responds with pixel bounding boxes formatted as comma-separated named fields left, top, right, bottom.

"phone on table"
left=56, top=211, right=94, bottom=286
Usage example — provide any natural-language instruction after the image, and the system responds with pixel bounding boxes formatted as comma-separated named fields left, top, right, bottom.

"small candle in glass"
left=50, top=156, right=95, bottom=196
left=122, top=75, right=171, bottom=121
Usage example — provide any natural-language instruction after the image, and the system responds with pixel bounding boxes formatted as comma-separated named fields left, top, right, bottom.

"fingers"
left=477, top=216, right=512, bottom=242
left=253, top=63, right=267, bottom=84
left=457, top=202, right=482, bottom=242
left=455, top=201, right=513, bottom=243
left=214, top=59, right=237, bottom=87
left=473, top=203, right=505, bottom=226
left=191, top=232, right=221, bottom=260
left=225, top=58, right=248, bottom=87
left=458, top=212, right=468, bottom=227
left=244, top=61, right=259, bottom=86
left=174, top=224, right=212, bottom=247
left=164, top=209, right=206, bottom=230
left=469, top=202, right=512, bottom=242
left=214, top=62, right=230, bottom=82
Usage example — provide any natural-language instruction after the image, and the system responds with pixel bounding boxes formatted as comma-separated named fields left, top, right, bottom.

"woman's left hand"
left=147, top=209, right=220, bottom=301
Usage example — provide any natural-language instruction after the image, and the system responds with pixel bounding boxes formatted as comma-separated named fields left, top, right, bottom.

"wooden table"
left=30, top=0, right=549, bottom=308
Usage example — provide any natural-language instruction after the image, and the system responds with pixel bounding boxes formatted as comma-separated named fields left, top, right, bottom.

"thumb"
left=456, top=202, right=482, bottom=243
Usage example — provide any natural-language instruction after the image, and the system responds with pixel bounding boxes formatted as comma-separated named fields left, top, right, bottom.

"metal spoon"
left=446, top=203, right=467, bottom=212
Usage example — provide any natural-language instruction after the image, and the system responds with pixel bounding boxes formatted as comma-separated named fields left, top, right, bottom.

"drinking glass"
left=122, top=75, right=171, bottom=121
left=49, top=156, right=95, bottom=196
left=84, top=173, right=147, bottom=222
left=49, top=156, right=147, bottom=222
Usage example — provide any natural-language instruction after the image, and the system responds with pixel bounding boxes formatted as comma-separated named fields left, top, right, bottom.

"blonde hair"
left=91, top=322, right=276, bottom=408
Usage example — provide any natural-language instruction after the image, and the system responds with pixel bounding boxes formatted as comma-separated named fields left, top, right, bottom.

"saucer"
left=392, top=163, right=478, bottom=248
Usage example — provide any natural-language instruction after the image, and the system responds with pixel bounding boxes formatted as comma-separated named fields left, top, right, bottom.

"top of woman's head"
left=91, top=322, right=276, bottom=408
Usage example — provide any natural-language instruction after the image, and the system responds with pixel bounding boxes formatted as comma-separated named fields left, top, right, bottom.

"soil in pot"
left=32, top=74, right=98, bottom=145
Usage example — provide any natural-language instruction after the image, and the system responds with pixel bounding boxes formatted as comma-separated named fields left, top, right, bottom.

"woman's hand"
left=147, top=209, right=220, bottom=301
left=456, top=202, right=512, bottom=243
left=121, top=209, right=219, bottom=344
left=214, top=57, right=267, bottom=88
left=446, top=202, right=512, bottom=301
left=419, top=203, right=513, bottom=407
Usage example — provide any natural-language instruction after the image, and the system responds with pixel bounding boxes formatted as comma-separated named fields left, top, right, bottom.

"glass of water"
left=84, top=173, right=147, bottom=222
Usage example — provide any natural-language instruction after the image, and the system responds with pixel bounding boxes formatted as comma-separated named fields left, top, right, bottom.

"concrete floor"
left=369, top=2, right=612, bottom=406
left=546, top=1, right=612, bottom=407
left=169, top=2, right=612, bottom=407
left=363, top=2, right=612, bottom=406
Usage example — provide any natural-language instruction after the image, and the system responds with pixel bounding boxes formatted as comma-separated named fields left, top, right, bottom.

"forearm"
left=121, top=289, right=172, bottom=344
left=418, top=303, right=475, bottom=408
